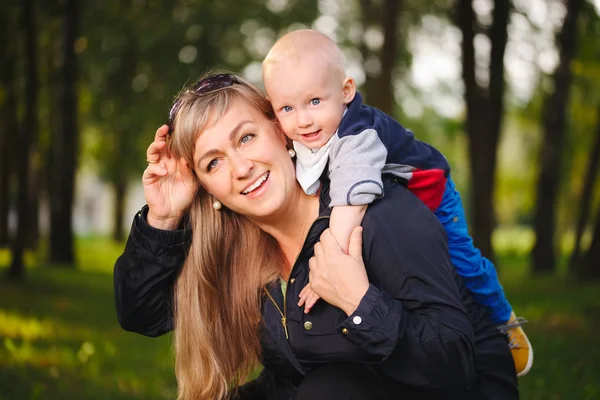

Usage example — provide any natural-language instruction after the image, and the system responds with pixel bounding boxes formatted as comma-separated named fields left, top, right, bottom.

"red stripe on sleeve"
left=407, top=169, right=447, bottom=212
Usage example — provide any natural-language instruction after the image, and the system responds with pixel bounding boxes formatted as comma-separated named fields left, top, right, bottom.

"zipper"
left=263, top=215, right=330, bottom=341
left=263, top=287, right=288, bottom=339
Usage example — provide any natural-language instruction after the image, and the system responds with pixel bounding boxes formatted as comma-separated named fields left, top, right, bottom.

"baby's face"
left=265, top=58, right=347, bottom=150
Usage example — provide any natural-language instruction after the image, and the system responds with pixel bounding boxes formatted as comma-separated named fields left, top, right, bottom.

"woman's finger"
left=142, top=163, right=168, bottom=182
left=313, top=241, right=325, bottom=264
left=319, top=229, right=342, bottom=253
left=146, top=139, right=167, bottom=162
left=348, top=226, right=364, bottom=261
left=154, top=124, right=169, bottom=141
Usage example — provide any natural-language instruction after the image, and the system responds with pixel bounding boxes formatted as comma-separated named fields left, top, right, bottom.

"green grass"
left=0, top=238, right=175, bottom=400
left=1, top=238, right=599, bottom=399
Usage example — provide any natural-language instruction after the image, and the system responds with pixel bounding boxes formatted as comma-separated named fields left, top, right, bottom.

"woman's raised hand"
left=142, top=125, right=197, bottom=230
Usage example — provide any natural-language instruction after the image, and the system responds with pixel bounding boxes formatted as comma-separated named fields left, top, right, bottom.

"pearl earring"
left=212, top=200, right=222, bottom=210
left=288, top=148, right=296, bottom=158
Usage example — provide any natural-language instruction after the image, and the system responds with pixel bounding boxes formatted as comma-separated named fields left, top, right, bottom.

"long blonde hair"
left=168, top=75, right=284, bottom=399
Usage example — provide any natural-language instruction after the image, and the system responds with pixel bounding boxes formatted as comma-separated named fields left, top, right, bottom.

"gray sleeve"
left=328, top=129, right=388, bottom=207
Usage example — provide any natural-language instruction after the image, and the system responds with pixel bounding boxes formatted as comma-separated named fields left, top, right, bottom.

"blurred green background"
left=1, top=0, right=600, bottom=398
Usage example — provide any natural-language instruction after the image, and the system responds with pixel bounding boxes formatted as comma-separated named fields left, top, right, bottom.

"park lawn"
left=1, top=238, right=599, bottom=399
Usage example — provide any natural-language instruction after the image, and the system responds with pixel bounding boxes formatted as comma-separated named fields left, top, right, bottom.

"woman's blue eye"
left=207, top=159, right=219, bottom=172
left=283, top=106, right=292, bottom=112
left=311, top=98, right=320, bottom=105
left=240, top=133, right=255, bottom=144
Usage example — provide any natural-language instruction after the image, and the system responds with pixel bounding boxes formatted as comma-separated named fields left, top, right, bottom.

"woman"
left=114, top=74, right=518, bottom=399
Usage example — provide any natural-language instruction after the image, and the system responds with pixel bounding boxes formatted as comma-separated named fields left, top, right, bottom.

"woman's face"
left=193, top=97, right=297, bottom=220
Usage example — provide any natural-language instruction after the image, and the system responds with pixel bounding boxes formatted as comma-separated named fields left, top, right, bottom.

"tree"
left=532, top=0, right=584, bottom=274
left=0, top=7, right=19, bottom=247
left=49, top=0, right=80, bottom=265
left=580, top=203, right=600, bottom=280
left=359, top=0, right=401, bottom=115
left=457, top=0, right=510, bottom=262
left=8, top=0, right=38, bottom=279
left=570, top=105, right=600, bottom=272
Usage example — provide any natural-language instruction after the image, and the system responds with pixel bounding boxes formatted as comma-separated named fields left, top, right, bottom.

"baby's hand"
left=298, top=283, right=321, bottom=314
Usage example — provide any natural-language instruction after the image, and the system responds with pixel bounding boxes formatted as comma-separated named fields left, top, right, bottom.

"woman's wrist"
left=342, top=282, right=370, bottom=316
left=147, top=211, right=182, bottom=231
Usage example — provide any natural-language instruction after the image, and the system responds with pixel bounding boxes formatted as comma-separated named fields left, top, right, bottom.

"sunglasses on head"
left=167, top=73, right=240, bottom=134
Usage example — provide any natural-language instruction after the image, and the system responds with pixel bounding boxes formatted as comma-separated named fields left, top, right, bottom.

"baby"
left=262, top=29, right=533, bottom=377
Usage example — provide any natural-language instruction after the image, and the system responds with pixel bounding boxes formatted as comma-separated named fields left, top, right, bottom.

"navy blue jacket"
left=328, top=93, right=450, bottom=211
left=114, top=178, right=518, bottom=398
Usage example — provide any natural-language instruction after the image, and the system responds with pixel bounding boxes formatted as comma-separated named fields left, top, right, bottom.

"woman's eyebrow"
left=228, top=120, right=254, bottom=140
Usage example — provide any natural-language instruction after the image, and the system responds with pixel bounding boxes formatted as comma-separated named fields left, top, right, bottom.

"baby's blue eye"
left=283, top=106, right=293, bottom=112
left=310, top=98, right=320, bottom=105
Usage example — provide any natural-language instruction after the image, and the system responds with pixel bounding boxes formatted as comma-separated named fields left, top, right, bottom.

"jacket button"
left=290, top=278, right=296, bottom=284
left=341, top=328, right=349, bottom=335
left=453, top=216, right=459, bottom=223
left=304, top=321, right=313, bottom=331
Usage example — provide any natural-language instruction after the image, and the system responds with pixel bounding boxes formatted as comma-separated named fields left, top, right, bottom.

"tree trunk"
left=113, top=179, right=127, bottom=242
left=49, top=0, right=80, bottom=266
left=580, top=204, right=600, bottom=280
left=570, top=105, right=600, bottom=272
left=532, top=0, right=583, bottom=274
left=0, top=12, right=18, bottom=247
left=458, top=0, right=509, bottom=262
left=359, top=0, right=401, bottom=115
left=27, top=153, right=41, bottom=249
left=372, top=0, right=399, bottom=115
left=8, top=0, right=38, bottom=280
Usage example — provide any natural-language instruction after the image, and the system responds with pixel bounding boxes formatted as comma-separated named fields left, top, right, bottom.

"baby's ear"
left=342, top=76, right=356, bottom=105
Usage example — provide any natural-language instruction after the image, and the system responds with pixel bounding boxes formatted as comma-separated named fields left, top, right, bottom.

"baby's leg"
left=435, top=178, right=533, bottom=376
left=329, top=205, right=367, bottom=254
left=434, top=178, right=512, bottom=324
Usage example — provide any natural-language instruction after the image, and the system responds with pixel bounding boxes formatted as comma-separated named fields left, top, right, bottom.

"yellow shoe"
left=498, top=312, right=533, bottom=377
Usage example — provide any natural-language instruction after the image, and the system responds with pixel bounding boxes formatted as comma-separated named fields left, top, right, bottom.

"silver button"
left=352, top=316, right=362, bottom=325
left=304, top=321, right=313, bottom=331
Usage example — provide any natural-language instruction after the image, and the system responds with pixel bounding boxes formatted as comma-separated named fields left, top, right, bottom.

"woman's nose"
left=230, top=152, right=253, bottom=178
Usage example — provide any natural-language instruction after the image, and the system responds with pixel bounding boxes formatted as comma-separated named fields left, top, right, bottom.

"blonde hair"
left=262, top=29, right=346, bottom=81
left=168, top=75, right=284, bottom=400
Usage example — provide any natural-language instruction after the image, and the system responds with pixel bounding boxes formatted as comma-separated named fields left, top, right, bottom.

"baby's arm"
left=330, top=205, right=367, bottom=254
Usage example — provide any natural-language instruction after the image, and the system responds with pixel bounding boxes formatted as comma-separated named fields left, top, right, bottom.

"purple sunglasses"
left=167, top=73, right=240, bottom=134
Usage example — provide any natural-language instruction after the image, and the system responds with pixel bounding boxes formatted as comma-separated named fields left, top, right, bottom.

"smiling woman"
left=114, top=73, right=518, bottom=400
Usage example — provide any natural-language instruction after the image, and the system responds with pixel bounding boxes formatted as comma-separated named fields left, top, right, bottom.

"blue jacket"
left=114, top=178, right=518, bottom=398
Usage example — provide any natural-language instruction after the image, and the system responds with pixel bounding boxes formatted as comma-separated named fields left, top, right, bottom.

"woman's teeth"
left=242, top=172, right=269, bottom=195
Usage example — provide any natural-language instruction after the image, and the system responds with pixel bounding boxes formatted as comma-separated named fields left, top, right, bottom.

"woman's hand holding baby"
left=300, top=227, right=369, bottom=316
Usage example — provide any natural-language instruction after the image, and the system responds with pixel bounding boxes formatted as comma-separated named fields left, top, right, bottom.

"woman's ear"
left=342, top=76, right=356, bottom=105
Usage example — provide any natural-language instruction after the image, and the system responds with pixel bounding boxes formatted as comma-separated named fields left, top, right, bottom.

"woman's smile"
left=241, top=171, right=270, bottom=197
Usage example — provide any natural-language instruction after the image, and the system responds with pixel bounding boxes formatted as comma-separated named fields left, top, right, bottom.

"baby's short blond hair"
left=262, top=29, right=345, bottom=81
